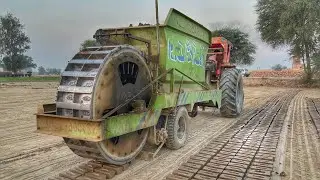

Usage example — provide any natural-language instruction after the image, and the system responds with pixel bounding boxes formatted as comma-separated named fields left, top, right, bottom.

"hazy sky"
left=0, top=0, right=291, bottom=70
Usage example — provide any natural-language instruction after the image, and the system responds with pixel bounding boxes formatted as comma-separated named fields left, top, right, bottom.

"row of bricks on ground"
left=200, top=141, right=276, bottom=157
left=167, top=168, right=273, bottom=180
left=199, top=138, right=277, bottom=158
left=204, top=139, right=263, bottom=150
left=190, top=150, right=272, bottom=166
left=190, top=147, right=274, bottom=166
left=230, top=136, right=266, bottom=143
left=217, top=118, right=274, bottom=138
left=166, top=157, right=274, bottom=180
left=179, top=149, right=275, bottom=171
left=49, top=161, right=129, bottom=180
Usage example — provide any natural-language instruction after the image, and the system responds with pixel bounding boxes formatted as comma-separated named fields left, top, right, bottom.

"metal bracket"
left=93, top=30, right=152, bottom=62
left=137, top=115, right=168, bottom=161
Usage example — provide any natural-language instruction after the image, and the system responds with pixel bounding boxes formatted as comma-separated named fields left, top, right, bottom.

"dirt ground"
left=0, top=82, right=319, bottom=180
left=282, top=89, right=320, bottom=180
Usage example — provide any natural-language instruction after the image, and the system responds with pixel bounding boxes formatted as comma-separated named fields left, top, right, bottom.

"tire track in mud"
left=0, top=142, right=66, bottom=165
left=0, top=150, right=83, bottom=180
left=0, top=97, right=54, bottom=113
left=307, top=98, right=320, bottom=137
left=284, top=92, right=320, bottom=180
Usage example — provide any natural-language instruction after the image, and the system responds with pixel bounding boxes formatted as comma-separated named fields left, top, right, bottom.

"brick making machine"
left=35, top=7, right=244, bottom=165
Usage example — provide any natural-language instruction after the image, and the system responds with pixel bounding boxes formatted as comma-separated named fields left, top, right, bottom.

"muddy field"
left=0, top=82, right=319, bottom=180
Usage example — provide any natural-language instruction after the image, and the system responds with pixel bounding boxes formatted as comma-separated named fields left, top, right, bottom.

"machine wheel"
left=188, top=104, right=198, bottom=118
left=166, top=106, right=189, bottom=150
left=57, top=45, right=152, bottom=165
left=219, top=68, right=244, bottom=117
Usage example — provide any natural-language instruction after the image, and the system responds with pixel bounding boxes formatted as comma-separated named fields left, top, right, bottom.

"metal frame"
left=94, top=31, right=153, bottom=63
left=35, top=6, right=224, bottom=145
left=35, top=68, right=221, bottom=142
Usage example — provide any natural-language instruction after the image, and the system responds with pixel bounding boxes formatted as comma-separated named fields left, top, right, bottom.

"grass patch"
left=0, top=76, right=60, bottom=82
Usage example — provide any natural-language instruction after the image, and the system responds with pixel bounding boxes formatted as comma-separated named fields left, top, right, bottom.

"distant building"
left=292, top=56, right=302, bottom=70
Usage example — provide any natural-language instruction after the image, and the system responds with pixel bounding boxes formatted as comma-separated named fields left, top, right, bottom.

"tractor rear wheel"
left=219, top=68, right=244, bottom=117
left=166, top=106, right=189, bottom=150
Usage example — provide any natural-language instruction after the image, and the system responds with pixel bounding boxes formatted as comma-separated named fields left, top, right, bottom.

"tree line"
left=37, top=66, right=61, bottom=75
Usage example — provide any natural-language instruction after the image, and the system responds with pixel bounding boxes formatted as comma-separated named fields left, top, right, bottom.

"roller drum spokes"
left=56, top=45, right=152, bottom=165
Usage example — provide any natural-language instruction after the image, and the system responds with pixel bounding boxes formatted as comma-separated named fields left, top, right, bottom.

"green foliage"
left=2, top=54, right=36, bottom=73
left=271, top=64, right=287, bottom=71
left=80, top=39, right=98, bottom=50
left=256, top=0, right=320, bottom=80
left=311, top=53, right=320, bottom=78
left=38, top=66, right=46, bottom=75
left=38, top=66, right=61, bottom=75
left=46, top=68, right=61, bottom=75
left=0, top=12, right=36, bottom=73
left=211, top=27, right=257, bottom=66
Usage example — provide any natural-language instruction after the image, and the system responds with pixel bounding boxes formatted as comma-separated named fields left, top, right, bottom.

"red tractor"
left=203, top=36, right=244, bottom=117
left=205, top=37, right=235, bottom=82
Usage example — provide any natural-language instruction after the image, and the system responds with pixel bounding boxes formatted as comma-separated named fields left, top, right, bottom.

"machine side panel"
left=105, top=110, right=161, bottom=138
left=151, top=90, right=222, bottom=110
left=35, top=89, right=222, bottom=140
left=104, top=89, right=221, bottom=138
left=163, top=27, right=208, bottom=84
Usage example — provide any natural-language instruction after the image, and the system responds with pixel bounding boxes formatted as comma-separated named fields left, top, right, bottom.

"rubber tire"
left=219, top=68, right=244, bottom=118
left=166, top=106, right=189, bottom=150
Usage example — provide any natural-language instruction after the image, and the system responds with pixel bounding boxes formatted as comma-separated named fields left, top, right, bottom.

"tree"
left=2, top=54, right=36, bottom=72
left=311, top=52, right=320, bottom=78
left=38, top=66, right=61, bottom=75
left=80, top=39, right=98, bottom=50
left=211, top=27, right=257, bottom=66
left=0, top=60, right=3, bottom=68
left=46, top=68, right=61, bottom=75
left=0, top=12, right=36, bottom=73
left=256, top=0, right=320, bottom=81
left=271, top=64, right=287, bottom=71
left=38, top=66, right=46, bottom=75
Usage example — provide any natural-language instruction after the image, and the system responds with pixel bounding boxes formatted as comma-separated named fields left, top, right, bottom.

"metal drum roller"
left=56, top=45, right=152, bottom=164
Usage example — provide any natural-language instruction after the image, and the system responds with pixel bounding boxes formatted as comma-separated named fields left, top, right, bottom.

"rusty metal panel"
left=36, top=114, right=103, bottom=142
left=37, top=103, right=56, bottom=114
